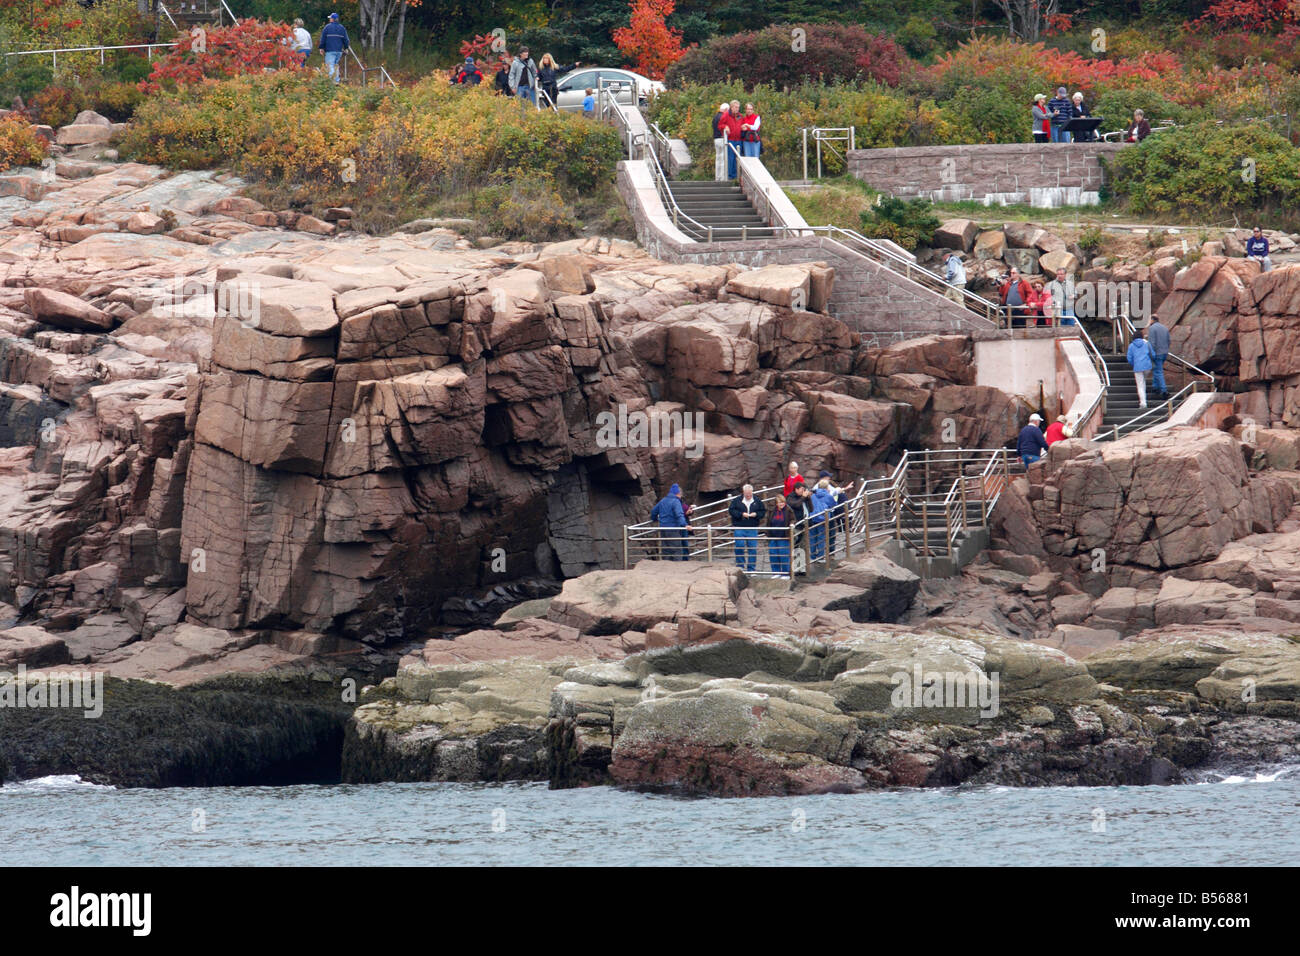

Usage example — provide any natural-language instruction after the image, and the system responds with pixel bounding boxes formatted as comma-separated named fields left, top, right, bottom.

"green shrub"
left=1077, top=225, right=1106, bottom=256
left=1109, top=121, right=1300, bottom=220
left=470, top=173, right=581, bottom=241
left=858, top=195, right=939, bottom=250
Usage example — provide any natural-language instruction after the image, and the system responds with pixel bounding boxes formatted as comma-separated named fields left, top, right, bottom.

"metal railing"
left=1092, top=313, right=1216, bottom=441
left=343, top=46, right=394, bottom=87
left=1072, top=318, right=1111, bottom=437
left=2, top=42, right=178, bottom=70
left=623, top=448, right=1010, bottom=581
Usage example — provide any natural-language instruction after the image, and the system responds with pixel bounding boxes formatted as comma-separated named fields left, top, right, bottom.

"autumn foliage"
left=140, top=19, right=302, bottom=94
left=612, top=0, right=691, bottom=81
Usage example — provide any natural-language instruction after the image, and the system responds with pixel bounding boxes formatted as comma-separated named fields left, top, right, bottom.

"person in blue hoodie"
left=650, top=483, right=690, bottom=560
left=318, top=13, right=350, bottom=84
left=1127, top=328, right=1154, bottom=410
left=809, top=481, right=836, bottom=561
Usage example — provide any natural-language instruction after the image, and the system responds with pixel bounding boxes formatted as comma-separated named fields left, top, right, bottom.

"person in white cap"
left=1017, top=413, right=1049, bottom=469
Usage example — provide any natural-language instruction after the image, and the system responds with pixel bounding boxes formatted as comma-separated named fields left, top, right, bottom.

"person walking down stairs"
left=1127, top=329, right=1154, bottom=410
left=319, top=13, right=350, bottom=84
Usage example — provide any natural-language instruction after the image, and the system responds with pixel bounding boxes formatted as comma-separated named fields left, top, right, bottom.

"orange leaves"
left=139, top=19, right=301, bottom=94
left=612, top=0, right=690, bottom=81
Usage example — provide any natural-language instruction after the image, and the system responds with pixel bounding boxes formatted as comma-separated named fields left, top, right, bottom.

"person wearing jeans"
left=728, top=484, right=764, bottom=572
left=509, top=48, right=538, bottom=104
left=1047, top=87, right=1073, bottom=142
left=1146, top=317, right=1170, bottom=399
left=318, top=13, right=349, bottom=84
left=766, top=497, right=791, bottom=575
left=1017, top=414, right=1048, bottom=469
left=650, top=484, right=690, bottom=561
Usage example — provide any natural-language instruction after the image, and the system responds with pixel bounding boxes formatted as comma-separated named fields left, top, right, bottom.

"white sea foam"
left=0, top=774, right=114, bottom=792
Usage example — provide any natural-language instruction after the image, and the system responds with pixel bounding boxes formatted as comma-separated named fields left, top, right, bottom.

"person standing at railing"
left=728, top=484, right=765, bottom=572
left=723, top=100, right=743, bottom=179
left=509, top=48, right=539, bottom=104
left=740, top=103, right=761, bottom=158
left=785, top=482, right=811, bottom=574
left=1070, top=92, right=1096, bottom=142
left=999, top=267, right=1034, bottom=329
left=711, top=103, right=731, bottom=180
left=537, top=54, right=578, bottom=109
left=1046, top=267, right=1076, bottom=326
left=650, top=483, right=691, bottom=561
left=292, top=19, right=312, bottom=67
left=1031, top=94, right=1051, bottom=143
left=818, top=471, right=854, bottom=557
left=942, top=252, right=967, bottom=305
left=1146, top=317, right=1170, bottom=400
left=809, top=481, right=835, bottom=561
left=1017, top=413, right=1049, bottom=469
left=1126, top=328, right=1154, bottom=410
left=782, top=461, right=804, bottom=497
left=318, top=13, right=349, bottom=84
left=766, top=496, right=791, bottom=575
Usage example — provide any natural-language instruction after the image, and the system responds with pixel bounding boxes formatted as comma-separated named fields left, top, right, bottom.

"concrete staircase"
left=664, top=180, right=768, bottom=240
left=1099, top=353, right=1189, bottom=438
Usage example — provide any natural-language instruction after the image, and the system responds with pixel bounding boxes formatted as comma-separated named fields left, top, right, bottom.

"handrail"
left=219, top=0, right=238, bottom=25
left=158, top=2, right=178, bottom=29
left=2, top=42, right=177, bottom=70
left=344, top=46, right=394, bottom=87
left=1073, top=318, right=1110, bottom=434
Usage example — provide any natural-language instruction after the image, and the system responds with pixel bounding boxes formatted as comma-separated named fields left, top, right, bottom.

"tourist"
left=1047, top=267, right=1076, bottom=325
left=1146, top=316, right=1170, bottom=399
left=1127, top=328, right=1154, bottom=409
left=1039, top=285, right=1056, bottom=325
left=1070, top=92, right=1095, bottom=142
left=1044, top=414, right=1069, bottom=446
left=650, top=483, right=691, bottom=560
left=944, top=252, right=966, bottom=293
left=537, top=54, right=578, bottom=109
left=1031, top=94, right=1051, bottom=143
left=1245, top=226, right=1273, bottom=272
left=740, top=102, right=762, bottom=158
left=1048, top=87, right=1073, bottom=143
left=819, top=470, right=854, bottom=556
left=766, top=495, right=791, bottom=575
left=493, top=59, right=511, bottom=96
left=809, top=480, right=836, bottom=562
left=728, top=483, right=765, bottom=572
left=999, top=267, right=1034, bottom=328
left=724, top=100, right=744, bottom=179
left=785, top=481, right=811, bottom=573
left=318, top=13, right=350, bottom=84
left=292, top=18, right=312, bottom=67
left=1017, top=413, right=1049, bottom=469
left=1125, top=109, right=1151, bottom=143
left=453, top=56, right=482, bottom=85
left=782, top=461, right=803, bottom=496
left=509, top=47, right=539, bottom=104
left=711, top=103, right=731, bottom=180
left=582, top=88, right=595, bottom=117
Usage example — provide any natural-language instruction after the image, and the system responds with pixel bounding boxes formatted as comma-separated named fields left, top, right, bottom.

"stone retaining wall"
left=847, top=143, right=1125, bottom=208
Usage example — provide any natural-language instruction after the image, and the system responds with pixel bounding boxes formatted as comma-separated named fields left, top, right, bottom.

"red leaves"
left=1194, top=0, right=1298, bottom=30
left=612, top=0, right=690, bottom=81
left=140, top=19, right=301, bottom=94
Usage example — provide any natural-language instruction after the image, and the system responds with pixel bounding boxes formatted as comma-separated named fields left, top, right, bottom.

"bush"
left=470, top=173, right=581, bottom=240
left=0, top=114, right=49, bottom=171
left=664, top=23, right=906, bottom=90
left=1108, top=121, right=1300, bottom=220
left=27, top=85, right=87, bottom=129
left=858, top=195, right=939, bottom=250
left=1077, top=225, right=1105, bottom=256
left=140, top=19, right=303, bottom=93
left=85, top=81, right=146, bottom=121
left=120, top=72, right=622, bottom=238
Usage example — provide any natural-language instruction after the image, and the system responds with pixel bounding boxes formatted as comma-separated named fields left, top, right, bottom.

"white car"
left=553, top=68, right=665, bottom=111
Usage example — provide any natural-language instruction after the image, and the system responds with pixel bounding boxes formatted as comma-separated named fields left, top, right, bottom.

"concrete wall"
left=847, top=143, right=1125, bottom=208
left=617, top=160, right=1006, bottom=347
left=975, top=335, right=1059, bottom=412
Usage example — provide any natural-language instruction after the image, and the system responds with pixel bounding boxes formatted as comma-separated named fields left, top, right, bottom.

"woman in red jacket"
left=723, top=99, right=743, bottom=179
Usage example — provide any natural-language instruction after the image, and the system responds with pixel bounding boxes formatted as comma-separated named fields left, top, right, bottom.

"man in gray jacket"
left=508, top=48, right=538, bottom=104
left=1146, top=317, right=1170, bottom=399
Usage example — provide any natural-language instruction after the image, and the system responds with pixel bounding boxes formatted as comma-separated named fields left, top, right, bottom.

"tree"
left=990, top=0, right=1063, bottom=41
left=612, top=0, right=689, bottom=80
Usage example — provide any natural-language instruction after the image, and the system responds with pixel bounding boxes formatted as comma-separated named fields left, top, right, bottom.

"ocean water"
left=4, top=768, right=1298, bottom=866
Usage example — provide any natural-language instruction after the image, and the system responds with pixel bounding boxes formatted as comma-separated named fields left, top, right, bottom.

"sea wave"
left=1193, top=764, right=1300, bottom=785
left=0, top=774, right=115, bottom=792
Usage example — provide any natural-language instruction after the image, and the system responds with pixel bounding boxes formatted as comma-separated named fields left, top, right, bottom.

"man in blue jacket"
left=1017, top=413, right=1049, bottom=469
left=1047, top=87, right=1073, bottom=143
left=651, top=483, right=691, bottom=560
left=319, top=13, right=349, bottom=84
